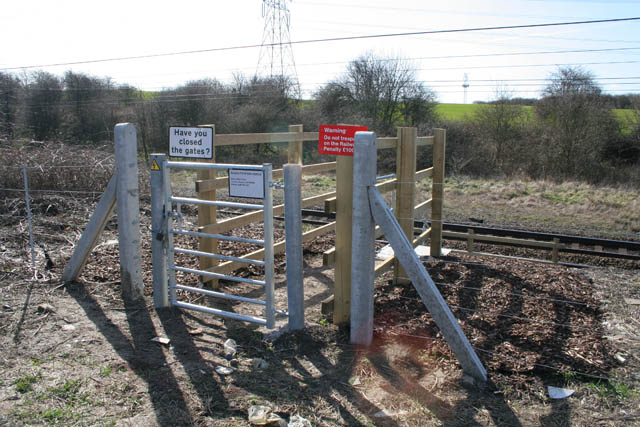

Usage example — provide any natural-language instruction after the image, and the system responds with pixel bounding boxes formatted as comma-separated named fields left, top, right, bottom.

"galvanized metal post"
left=350, top=132, right=377, bottom=345
left=22, top=165, right=36, bottom=271
left=263, top=164, right=275, bottom=329
left=151, top=154, right=169, bottom=308
left=164, top=162, right=177, bottom=305
left=284, top=163, right=304, bottom=330
left=114, top=123, right=144, bottom=301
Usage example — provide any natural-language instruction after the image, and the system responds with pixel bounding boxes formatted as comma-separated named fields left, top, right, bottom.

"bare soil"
left=1, top=144, right=639, bottom=426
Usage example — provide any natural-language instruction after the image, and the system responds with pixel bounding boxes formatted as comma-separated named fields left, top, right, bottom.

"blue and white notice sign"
left=168, top=126, right=214, bottom=159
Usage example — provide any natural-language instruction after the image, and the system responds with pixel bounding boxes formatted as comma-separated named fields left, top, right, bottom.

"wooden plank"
left=204, top=221, right=335, bottom=280
left=443, top=231, right=563, bottom=249
left=301, top=161, right=337, bottom=175
left=197, top=125, right=218, bottom=282
left=200, top=191, right=336, bottom=234
left=413, top=227, right=432, bottom=246
left=323, top=247, right=336, bottom=266
left=334, top=155, right=354, bottom=324
left=288, top=124, right=304, bottom=165
left=321, top=295, right=334, bottom=315
left=215, top=131, right=317, bottom=146
left=552, top=237, right=560, bottom=263
left=377, top=137, right=398, bottom=150
left=394, top=127, right=417, bottom=284
left=417, top=136, right=434, bottom=146
left=196, top=161, right=338, bottom=193
left=414, top=198, right=432, bottom=212
left=430, top=129, right=445, bottom=257
left=62, top=175, right=117, bottom=282
left=416, top=167, right=433, bottom=181
left=374, top=256, right=395, bottom=276
left=368, top=186, right=487, bottom=382
left=324, top=197, right=337, bottom=213
left=375, top=179, right=396, bottom=193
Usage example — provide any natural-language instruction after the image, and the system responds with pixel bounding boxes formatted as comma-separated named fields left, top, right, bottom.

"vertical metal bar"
left=284, top=164, right=304, bottom=330
left=263, top=163, right=275, bottom=329
left=164, top=161, right=177, bottom=305
left=22, top=165, right=36, bottom=271
left=151, top=154, right=169, bottom=308
left=176, top=203, right=183, bottom=231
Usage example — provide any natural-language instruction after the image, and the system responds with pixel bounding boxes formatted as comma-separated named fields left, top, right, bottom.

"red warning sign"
left=318, top=125, right=368, bottom=156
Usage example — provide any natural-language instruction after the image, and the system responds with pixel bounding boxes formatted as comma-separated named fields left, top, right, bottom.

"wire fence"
left=0, top=153, right=632, bottom=388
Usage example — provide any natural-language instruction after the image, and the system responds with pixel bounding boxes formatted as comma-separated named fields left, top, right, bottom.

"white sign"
left=228, top=169, right=265, bottom=199
left=168, top=126, right=213, bottom=159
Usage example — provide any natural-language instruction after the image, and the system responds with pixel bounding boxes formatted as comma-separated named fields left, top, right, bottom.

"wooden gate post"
left=334, top=154, right=354, bottom=324
left=394, top=127, right=417, bottom=284
left=288, top=124, right=304, bottom=165
left=197, top=125, right=218, bottom=285
left=430, top=128, right=446, bottom=257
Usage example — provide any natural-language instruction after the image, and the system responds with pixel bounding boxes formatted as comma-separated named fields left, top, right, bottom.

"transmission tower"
left=462, top=73, right=470, bottom=104
left=257, top=0, right=301, bottom=98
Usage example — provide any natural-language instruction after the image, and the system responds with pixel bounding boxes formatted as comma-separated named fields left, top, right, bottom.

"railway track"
left=217, top=208, right=639, bottom=263
left=296, top=209, right=640, bottom=263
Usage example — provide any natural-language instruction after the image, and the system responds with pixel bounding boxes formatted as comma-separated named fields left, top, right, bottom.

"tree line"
left=1, top=54, right=639, bottom=184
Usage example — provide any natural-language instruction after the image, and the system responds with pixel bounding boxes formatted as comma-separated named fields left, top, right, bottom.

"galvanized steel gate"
left=150, top=155, right=276, bottom=328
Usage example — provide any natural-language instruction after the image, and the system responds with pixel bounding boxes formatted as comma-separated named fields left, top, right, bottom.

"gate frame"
left=151, top=155, right=276, bottom=328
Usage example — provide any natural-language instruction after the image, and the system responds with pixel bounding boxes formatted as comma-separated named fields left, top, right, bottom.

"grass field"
left=436, top=103, right=637, bottom=130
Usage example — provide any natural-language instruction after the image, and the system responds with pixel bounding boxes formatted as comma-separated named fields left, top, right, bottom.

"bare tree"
left=536, top=66, right=617, bottom=178
left=474, top=87, right=527, bottom=174
left=316, top=52, right=436, bottom=134
left=0, top=72, right=22, bottom=138
left=25, top=71, right=63, bottom=141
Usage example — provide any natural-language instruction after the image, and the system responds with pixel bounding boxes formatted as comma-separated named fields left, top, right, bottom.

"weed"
left=48, top=379, right=84, bottom=403
left=100, top=366, right=112, bottom=377
left=14, top=375, right=39, bottom=393
left=318, top=318, right=330, bottom=327
left=586, top=380, right=637, bottom=401
left=41, top=407, right=70, bottom=424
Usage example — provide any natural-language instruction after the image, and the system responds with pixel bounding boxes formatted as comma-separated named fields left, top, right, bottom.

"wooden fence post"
left=431, top=128, right=446, bottom=257
left=334, top=154, right=354, bottom=324
left=197, top=125, right=218, bottom=286
left=394, top=127, right=417, bottom=284
left=288, top=124, right=304, bottom=165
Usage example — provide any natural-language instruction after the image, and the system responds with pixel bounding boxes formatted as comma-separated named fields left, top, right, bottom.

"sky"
left=1, top=0, right=639, bottom=104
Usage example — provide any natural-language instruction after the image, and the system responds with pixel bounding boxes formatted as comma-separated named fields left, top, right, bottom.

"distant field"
left=436, top=103, right=637, bottom=131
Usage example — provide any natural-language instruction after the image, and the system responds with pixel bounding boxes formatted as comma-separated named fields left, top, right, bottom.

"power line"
left=2, top=17, right=639, bottom=71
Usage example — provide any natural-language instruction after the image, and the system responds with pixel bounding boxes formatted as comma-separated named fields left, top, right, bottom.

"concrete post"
left=284, top=164, right=304, bottom=330
left=114, top=123, right=144, bottom=301
left=150, top=154, right=169, bottom=308
left=350, top=132, right=377, bottom=345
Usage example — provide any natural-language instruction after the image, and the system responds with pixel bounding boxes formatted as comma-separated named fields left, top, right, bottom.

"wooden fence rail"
left=191, top=124, right=445, bottom=325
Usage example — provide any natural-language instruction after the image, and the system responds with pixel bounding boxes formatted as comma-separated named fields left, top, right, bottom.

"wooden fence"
left=193, top=124, right=445, bottom=325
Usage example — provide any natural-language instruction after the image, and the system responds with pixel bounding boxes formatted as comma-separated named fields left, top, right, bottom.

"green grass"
left=436, top=103, right=637, bottom=130
left=14, top=375, right=39, bottom=393
left=586, top=380, right=637, bottom=402
left=435, top=103, right=483, bottom=121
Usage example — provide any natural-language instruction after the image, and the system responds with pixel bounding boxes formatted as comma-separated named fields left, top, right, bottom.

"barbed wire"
left=0, top=187, right=105, bottom=195
left=0, top=164, right=109, bottom=170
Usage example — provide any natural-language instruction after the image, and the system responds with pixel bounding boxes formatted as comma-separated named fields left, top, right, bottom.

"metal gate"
left=150, top=155, right=276, bottom=328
